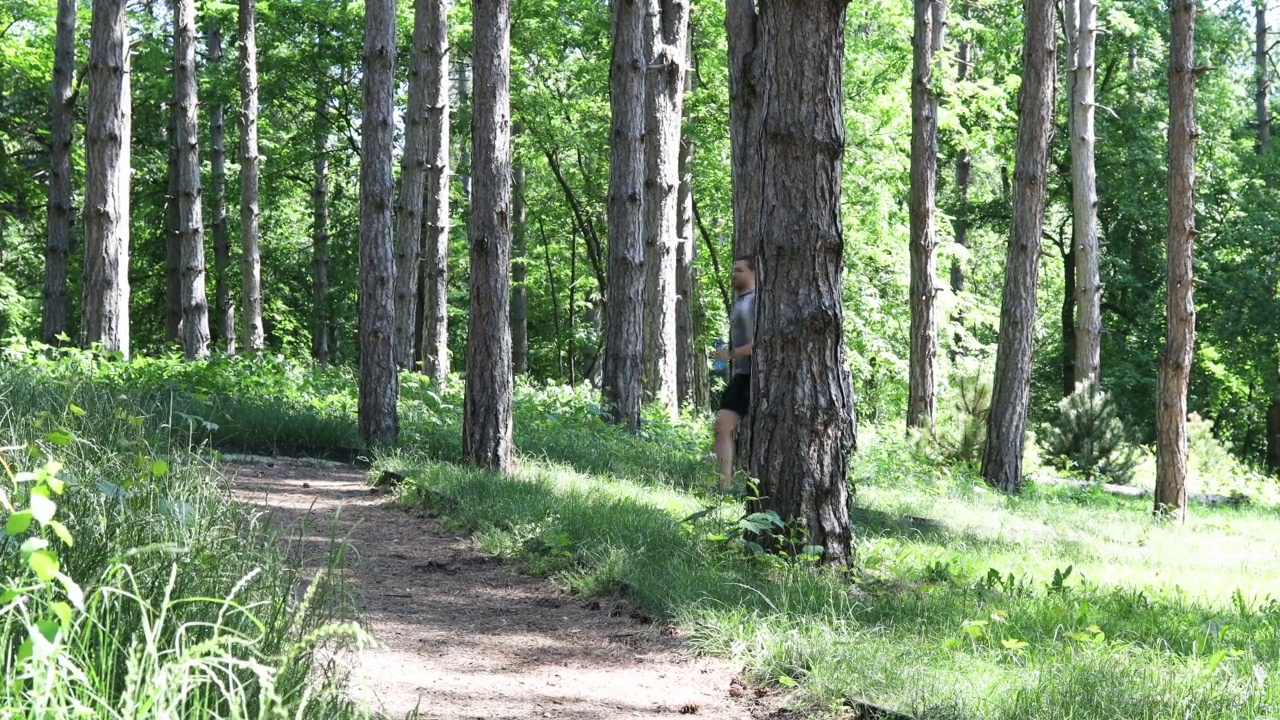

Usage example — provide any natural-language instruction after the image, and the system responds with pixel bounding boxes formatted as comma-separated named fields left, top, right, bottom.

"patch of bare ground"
left=227, top=459, right=791, bottom=720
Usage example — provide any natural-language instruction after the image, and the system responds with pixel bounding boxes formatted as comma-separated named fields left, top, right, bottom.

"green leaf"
left=35, top=619, right=59, bottom=643
left=29, top=493, right=55, bottom=526
left=28, top=550, right=59, bottom=582
left=44, top=430, right=73, bottom=447
left=68, top=404, right=86, bottom=417
left=777, top=675, right=798, bottom=688
left=20, top=537, right=48, bottom=554
left=149, top=459, right=170, bottom=477
left=48, top=520, right=73, bottom=547
left=55, top=574, right=83, bottom=610
left=6, top=510, right=33, bottom=536
left=46, top=476, right=65, bottom=495
left=1002, top=638, right=1029, bottom=650
left=50, top=601, right=73, bottom=628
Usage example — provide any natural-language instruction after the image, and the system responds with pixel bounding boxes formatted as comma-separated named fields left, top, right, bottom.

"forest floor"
left=227, top=458, right=791, bottom=720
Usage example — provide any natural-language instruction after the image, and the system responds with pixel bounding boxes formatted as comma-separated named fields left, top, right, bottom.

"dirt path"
left=227, top=458, right=788, bottom=720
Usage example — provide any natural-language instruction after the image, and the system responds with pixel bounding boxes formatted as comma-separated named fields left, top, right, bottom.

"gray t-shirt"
left=729, top=290, right=755, bottom=376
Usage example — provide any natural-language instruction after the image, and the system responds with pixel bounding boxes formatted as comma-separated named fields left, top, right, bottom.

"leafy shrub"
left=1041, top=381, right=1140, bottom=484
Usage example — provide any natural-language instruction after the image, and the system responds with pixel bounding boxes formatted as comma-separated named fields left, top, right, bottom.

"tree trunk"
left=42, top=0, right=76, bottom=346
left=727, top=0, right=763, bottom=258
left=83, top=0, right=131, bottom=359
left=464, top=0, right=515, bottom=471
left=209, top=20, right=234, bottom=354
left=1069, top=0, right=1101, bottom=387
left=394, top=0, right=433, bottom=370
left=175, top=0, right=210, bottom=359
left=745, top=0, right=856, bottom=567
left=358, top=0, right=400, bottom=446
left=512, top=162, right=529, bottom=376
left=419, top=0, right=452, bottom=378
left=908, top=0, right=944, bottom=431
left=603, top=0, right=647, bottom=431
left=675, top=76, right=698, bottom=408
left=1258, top=1, right=1270, bottom=155
left=312, top=100, right=331, bottom=365
left=950, top=5, right=971, bottom=303
left=164, top=115, right=181, bottom=342
left=1156, top=0, right=1197, bottom=523
left=1058, top=229, right=1077, bottom=397
left=1267, top=399, right=1280, bottom=473
left=239, top=0, right=264, bottom=354
left=981, top=0, right=1056, bottom=493
left=641, top=0, right=687, bottom=415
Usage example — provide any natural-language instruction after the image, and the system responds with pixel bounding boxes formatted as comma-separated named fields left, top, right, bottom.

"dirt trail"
left=227, top=459, right=787, bottom=720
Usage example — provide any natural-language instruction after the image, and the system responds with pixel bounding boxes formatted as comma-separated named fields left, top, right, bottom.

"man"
left=713, top=256, right=755, bottom=491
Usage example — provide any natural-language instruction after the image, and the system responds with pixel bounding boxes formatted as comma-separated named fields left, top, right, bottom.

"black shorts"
left=719, top=373, right=751, bottom=417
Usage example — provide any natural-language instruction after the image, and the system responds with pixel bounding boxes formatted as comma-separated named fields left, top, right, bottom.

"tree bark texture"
left=1068, top=0, right=1101, bottom=387
left=464, top=0, right=515, bottom=471
left=175, top=0, right=210, bottom=359
left=676, top=99, right=700, bottom=408
left=83, top=0, right=131, bottom=359
left=512, top=163, right=529, bottom=375
left=981, top=0, right=1056, bottom=493
left=641, top=0, right=688, bottom=415
left=1258, top=2, right=1270, bottom=155
left=950, top=9, right=971, bottom=300
left=312, top=101, right=331, bottom=365
left=359, top=0, right=400, bottom=446
left=726, top=0, right=763, bottom=258
left=42, top=0, right=76, bottom=346
left=1156, top=0, right=1197, bottom=523
left=209, top=21, right=235, bottom=354
left=164, top=115, right=181, bottom=342
left=745, top=0, right=856, bottom=567
left=908, top=0, right=944, bottom=431
left=419, top=0, right=452, bottom=378
left=1060, top=233, right=1077, bottom=397
left=394, top=0, right=433, bottom=370
left=239, top=0, right=264, bottom=354
left=1267, top=399, right=1280, bottom=473
left=604, top=0, right=647, bottom=431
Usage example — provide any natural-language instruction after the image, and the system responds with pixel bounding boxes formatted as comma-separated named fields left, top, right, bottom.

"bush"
left=1041, top=381, right=1140, bottom=484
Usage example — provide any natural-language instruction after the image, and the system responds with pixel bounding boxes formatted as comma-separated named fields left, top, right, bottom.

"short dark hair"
left=733, top=255, right=756, bottom=272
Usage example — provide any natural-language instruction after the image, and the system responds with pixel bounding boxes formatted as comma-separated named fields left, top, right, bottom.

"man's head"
left=731, top=255, right=756, bottom=293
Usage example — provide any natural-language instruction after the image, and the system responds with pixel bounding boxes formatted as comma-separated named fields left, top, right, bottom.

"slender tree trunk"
left=727, top=0, right=763, bottom=258
left=239, top=0, right=264, bottom=353
left=642, top=0, right=688, bottom=415
left=83, top=0, right=131, bottom=359
left=512, top=162, right=529, bottom=375
left=1258, top=1, right=1270, bottom=155
left=175, top=0, right=210, bottom=359
left=950, top=6, right=971, bottom=304
left=908, top=0, right=944, bottom=431
left=1069, top=0, right=1101, bottom=387
left=1267, top=400, right=1280, bottom=472
left=359, top=0, right=400, bottom=445
left=164, top=115, right=181, bottom=342
left=394, top=0, right=433, bottom=370
left=1156, top=0, right=1197, bottom=522
left=209, top=21, right=234, bottom=354
left=675, top=77, right=698, bottom=408
left=464, top=0, right=515, bottom=471
left=419, top=0, right=452, bottom=378
left=981, top=0, right=1056, bottom=493
left=539, top=219, right=563, bottom=375
left=1059, top=230, right=1077, bottom=396
left=745, top=0, right=856, bottom=567
left=312, top=100, right=331, bottom=365
left=42, top=0, right=76, bottom=346
left=603, top=0, right=647, bottom=431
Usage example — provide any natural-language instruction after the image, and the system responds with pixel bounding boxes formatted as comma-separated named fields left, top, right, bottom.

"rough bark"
left=83, top=0, right=131, bottom=359
left=209, top=20, right=235, bottom=354
left=175, top=0, right=210, bottom=359
left=1058, top=230, right=1077, bottom=397
left=394, top=0, right=433, bottom=370
left=981, top=0, right=1056, bottom=493
left=419, top=0, right=452, bottom=378
left=675, top=74, right=699, bottom=408
left=164, top=115, right=181, bottom=342
left=1156, top=0, right=1197, bottom=523
left=1267, top=400, right=1280, bottom=473
left=603, top=0, right=647, bottom=431
left=642, top=0, right=688, bottom=415
left=359, top=0, right=400, bottom=446
left=239, top=0, right=264, bottom=354
left=1258, top=1, right=1271, bottom=155
left=1068, top=0, right=1101, bottom=387
left=950, top=6, right=971, bottom=301
left=908, top=0, right=944, bottom=431
left=464, top=0, right=515, bottom=471
left=42, top=0, right=76, bottom=346
left=745, top=0, right=856, bottom=567
left=512, top=162, right=529, bottom=375
left=726, top=0, right=763, bottom=257
left=312, top=100, right=331, bottom=365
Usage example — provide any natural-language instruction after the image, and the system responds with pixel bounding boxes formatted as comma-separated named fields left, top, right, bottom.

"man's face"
left=732, top=260, right=754, bottom=291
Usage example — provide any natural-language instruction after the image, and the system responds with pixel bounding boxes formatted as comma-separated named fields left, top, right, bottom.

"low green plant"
left=1041, top=381, right=1141, bottom=484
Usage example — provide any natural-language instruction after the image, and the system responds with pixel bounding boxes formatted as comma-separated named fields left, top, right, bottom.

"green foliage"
left=1041, top=381, right=1141, bottom=484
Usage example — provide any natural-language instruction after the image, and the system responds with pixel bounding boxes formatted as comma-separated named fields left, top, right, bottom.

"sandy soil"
left=227, top=458, right=793, bottom=720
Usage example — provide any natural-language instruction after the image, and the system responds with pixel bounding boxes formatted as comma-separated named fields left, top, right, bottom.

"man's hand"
left=713, top=348, right=732, bottom=362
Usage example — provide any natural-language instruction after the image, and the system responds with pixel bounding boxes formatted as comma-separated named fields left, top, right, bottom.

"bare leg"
left=714, top=409, right=741, bottom=491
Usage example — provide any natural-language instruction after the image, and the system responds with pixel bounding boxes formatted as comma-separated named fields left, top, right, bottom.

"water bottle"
left=712, top=338, right=727, bottom=374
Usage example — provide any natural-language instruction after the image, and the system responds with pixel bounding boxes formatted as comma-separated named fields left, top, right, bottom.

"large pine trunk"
left=419, top=0, right=452, bottom=378
left=726, top=0, right=763, bottom=257
left=1156, top=0, right=1197, bottom=522
left=512, top=162, right=529, bottom=375
left=358, top=0, right=400, bottom=446
left=209, top=21, right=234, bottom=354
left=1068, top=0, right=1101, bottom=387
left=42, top=0, right=76, bottom=346
left=83, top=0, right=131, bottom=359
left=394, top=0, right=433, bottom=370
left=239, top=0, right=264, bottom=353
left=164, top=116, right=181, bottom=342
left=312, top=99, right=331, bottom=365
left=745, top=0, right=856, bottom=567
left=464, top=0, right=515, bottom=471
left=907, top=0, right=943, bottom=431
left=641, top=0, right=688, bottom=415
left=175, top=0, right=210, bottom=359
left=981, top=0, right=1055, bottom=493
left=603, top=0, right=647, bottom=431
